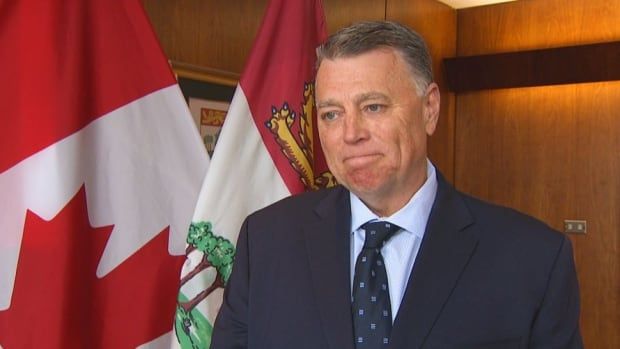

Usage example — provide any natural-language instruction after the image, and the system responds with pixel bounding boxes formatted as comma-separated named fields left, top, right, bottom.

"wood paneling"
left=323, top=0, right=386, bottom=34
left=387, top=0, right=457, bottom=182
left=456, top=1, right=620, bottom=347
left=445, top=41, right=620, bottom=92
left=144, top=0, right=386, bottom=75
left=144, top=0, right=269, bottom=74
left=457, top=0, right=620, bottom=55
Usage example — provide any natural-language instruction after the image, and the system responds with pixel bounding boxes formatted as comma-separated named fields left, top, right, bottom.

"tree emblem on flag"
left=174, top=221, right=235, bottom=348
left=265, top=82, right=337, bottom=190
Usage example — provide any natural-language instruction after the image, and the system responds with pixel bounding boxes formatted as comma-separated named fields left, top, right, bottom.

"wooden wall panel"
left=456, top=1, right=620, bottom=347
left=387, top=0, right=457, bottom=182
left=144, top=0, right=386, bottom=75
left=457, top=0, right=620, bottom=55
left=144, top=0, right=268, bottom=74
left=445, top=41, right=620, bottom=92
left=323, top=0, right=386, bottom=34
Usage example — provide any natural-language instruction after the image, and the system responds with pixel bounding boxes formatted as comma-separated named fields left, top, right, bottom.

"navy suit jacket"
left=211, top=173, right=582, bottom=349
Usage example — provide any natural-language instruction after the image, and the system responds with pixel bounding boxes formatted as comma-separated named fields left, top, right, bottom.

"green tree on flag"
left=175, top=222, right=235, bottom=348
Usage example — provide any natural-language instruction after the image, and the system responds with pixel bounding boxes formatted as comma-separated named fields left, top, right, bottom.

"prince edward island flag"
left=170, top=0, right=334, bottom=348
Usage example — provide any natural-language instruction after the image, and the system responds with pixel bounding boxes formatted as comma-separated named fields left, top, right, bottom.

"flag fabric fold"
left=171, top=0, right=332, bottom=347
left=0, top=1, right=208, bottom=348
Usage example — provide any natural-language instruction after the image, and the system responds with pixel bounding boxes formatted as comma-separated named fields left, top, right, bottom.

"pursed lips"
left=342, top=153, right=382, bottom=168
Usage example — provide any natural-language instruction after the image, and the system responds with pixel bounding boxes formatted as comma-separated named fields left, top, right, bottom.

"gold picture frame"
left=171, top=60, right=239, bottom=87
left=171, top=60, right=239, bottom=156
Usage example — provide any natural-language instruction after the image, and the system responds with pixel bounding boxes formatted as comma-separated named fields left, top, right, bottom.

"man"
left=211, top=21, right=582, bottom=349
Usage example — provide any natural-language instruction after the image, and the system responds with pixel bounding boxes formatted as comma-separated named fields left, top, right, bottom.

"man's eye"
left=365, top=104, right=384, bottom=113
left=321, top=111, right=338, bottom=121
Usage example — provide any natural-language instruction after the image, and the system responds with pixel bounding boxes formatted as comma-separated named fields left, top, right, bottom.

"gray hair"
left=316, top=21, right=433, bottom=95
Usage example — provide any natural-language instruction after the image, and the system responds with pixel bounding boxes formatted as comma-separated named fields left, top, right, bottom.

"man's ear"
left=423, top=82, right=440, bottom=136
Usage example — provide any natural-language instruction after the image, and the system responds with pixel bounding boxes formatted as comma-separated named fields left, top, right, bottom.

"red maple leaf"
left=0, top=187, right=185, bottom=348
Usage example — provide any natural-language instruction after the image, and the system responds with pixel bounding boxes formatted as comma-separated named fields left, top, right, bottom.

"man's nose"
left=342, top=112, right=369, bottom=144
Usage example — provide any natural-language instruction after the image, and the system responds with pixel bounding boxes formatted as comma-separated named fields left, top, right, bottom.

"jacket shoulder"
left=459, top=191, right=567, bottom=249
left=247, top=185, right=346, bottom=225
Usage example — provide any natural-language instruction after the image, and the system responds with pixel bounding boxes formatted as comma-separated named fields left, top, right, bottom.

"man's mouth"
left=343, top=153, right=381, bottom=167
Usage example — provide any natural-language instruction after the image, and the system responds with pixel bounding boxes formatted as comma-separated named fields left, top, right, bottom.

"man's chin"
left=344, top=179, right=384, bottom=198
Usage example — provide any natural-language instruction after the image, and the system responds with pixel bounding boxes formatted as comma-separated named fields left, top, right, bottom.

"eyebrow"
left=354, top=92, right=389, bottom=105
left=316, top=92, right=390, bottom=109
left=316, top=99, right=341, bottom=109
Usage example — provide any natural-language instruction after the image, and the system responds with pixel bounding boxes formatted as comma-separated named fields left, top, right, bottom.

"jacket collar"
left=389, top=173, right=478, bottom=349
left=304, top=185, right=355, bottom=349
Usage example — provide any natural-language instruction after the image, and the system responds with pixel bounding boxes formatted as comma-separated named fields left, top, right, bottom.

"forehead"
left=315, top=48, right=415, bottom=100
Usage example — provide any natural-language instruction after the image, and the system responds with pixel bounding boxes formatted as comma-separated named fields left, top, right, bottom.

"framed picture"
left=171, top=60, right=239, bottom=156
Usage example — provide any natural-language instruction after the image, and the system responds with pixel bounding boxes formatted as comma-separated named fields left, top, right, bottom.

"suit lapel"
left=390, top=175, right=479, bottom=349
left=303, top=186, right=355, bottom=349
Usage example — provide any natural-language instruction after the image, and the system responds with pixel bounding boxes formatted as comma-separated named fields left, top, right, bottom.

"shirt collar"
left=350, top=159, right=438, bottom=238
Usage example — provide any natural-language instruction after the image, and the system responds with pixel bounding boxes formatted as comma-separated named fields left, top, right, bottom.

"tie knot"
left=361, top=221, right=400, bottom=249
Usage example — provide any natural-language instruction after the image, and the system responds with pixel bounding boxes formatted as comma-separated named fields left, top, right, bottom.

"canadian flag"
left=0, top=1, right=208, bottom=348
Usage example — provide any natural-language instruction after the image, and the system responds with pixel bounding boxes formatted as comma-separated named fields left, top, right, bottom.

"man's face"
left=315, top=48, right=439, bottom=215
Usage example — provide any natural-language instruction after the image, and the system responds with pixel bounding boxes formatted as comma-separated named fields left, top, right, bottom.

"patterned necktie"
left=352, top=221, right=400, bottom=348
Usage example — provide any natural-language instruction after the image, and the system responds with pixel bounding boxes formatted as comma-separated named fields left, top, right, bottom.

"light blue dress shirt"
left=350, top=159, right=438, bottom=322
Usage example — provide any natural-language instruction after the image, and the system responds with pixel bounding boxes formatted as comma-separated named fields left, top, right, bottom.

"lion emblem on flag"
left=265, top=82, right=336, bottom=190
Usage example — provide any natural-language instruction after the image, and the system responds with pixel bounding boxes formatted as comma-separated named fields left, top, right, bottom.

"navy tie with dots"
left=352, top=221, right=400, bottom=348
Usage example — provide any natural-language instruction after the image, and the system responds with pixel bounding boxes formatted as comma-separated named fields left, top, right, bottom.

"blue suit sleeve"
left=529, top=236, right=583, bottom=348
